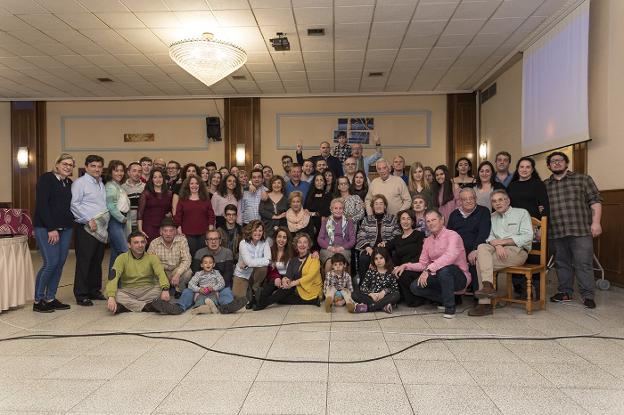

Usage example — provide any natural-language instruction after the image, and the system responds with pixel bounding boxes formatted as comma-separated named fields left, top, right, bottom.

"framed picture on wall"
left=350, top=131, right=369, bottom=144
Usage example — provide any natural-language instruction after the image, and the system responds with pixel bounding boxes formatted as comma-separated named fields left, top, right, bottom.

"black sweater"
left=508, top=177, right=550, bottom=218
left=34, top=172, right=75, bottom=230
left=447, top=205, right=492, bottom=254
left=385, top=230, right=425, bottom=265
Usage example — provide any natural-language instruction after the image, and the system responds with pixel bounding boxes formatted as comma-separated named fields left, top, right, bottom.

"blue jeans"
left=176, top=287, right=234, bottom=311
left=34, top=227, right=73, bottom=302
left=108, top=218, right=128, bottom=273
left=552, top=235, right=595, bottom=299
left=409, top=265, right=467, bottom=309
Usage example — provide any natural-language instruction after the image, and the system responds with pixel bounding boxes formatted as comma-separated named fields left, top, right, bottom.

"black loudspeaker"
left=206, top=117, right=221, bottom=141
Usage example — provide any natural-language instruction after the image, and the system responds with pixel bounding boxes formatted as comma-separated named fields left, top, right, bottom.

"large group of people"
left=32, top=136, right=603, bottom=318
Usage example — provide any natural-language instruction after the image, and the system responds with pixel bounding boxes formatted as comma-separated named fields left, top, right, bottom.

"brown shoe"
left=468, top=304, right=493, bottom=317
left=474, top=281, right=496, bottom=298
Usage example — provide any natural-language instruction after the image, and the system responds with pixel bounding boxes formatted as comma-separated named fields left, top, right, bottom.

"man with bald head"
left=296, top=140, right=343, bottom=176
left=365, top=158, right=411, bottom=216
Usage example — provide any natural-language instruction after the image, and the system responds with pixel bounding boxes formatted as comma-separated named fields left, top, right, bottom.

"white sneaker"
left=443, top=312, right=456, bottom=319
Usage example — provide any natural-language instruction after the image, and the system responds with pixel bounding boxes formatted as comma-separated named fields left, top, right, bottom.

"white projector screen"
left=522, top=0, right=590, bottom=156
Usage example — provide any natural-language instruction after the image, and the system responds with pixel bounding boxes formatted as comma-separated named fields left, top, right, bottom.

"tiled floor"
left=1, top=251, right=624, bottom=414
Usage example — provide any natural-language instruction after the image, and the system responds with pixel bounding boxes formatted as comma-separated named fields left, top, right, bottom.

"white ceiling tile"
left=79, top=0, right=129, bottom=12
left=444, top=19, right=485, bottom=36
left=173, top=11, right=218, bottom=30
left=293, top=7, right=332, bottom=26
left=149, top=28, right=183, bottom=44
left=307, top=70, right=332, bottom=80
left=396, top=48, right=429, bottom=60
left=55, top=13, right=109, bottom=29
left=403, top=34, right=438, bottom=48
left=299, top=36, right=331, bottom=51
left=163, top=0, right=210, bottom=11
left=18, top=14, right=73, bottom=31
left=213, top=9, right=257, bottom=27
left=515, top=15, right=547, bottom=35
left=335, top=5, right=374, bottom=24
left=303, top=50, right=332, bottom=61
left=33, top=41, right=75, bottom=55
left=275, top=61, right=305, bottom=71
left=116, top=29, right=168, bottom=52
left=436, top=34, right=471, bottom=47
left=384, top=84, right=409, bottom=92
left=421, top=57, right=454, bottom=69
left=335, top=49, right=364, bottom=61
left=80, top=29, right=140, bottom=53
left=472, top=32, right=505, bottom=46
left=305, top=60, right=332, bottom=71
left=246, top=62, right=276, bottom=71
left=533, top=0, right=568, bottom=17
left=480, top=17, right=523, bottom=34
left=371, top=21, right=409, bottom=38
left=367, top=36, right=403, bottom=50
left=280, top=70, right=306, bottom=81
left=0, top=15, right=35, bottom=31
left=493, top=0, right=542, bottom=19
left=256, top=80, right=285, bottom=91
left=207, top=0, right=250, bottom=10
left=335, top=23, right=364, bottom=38
left=0, top=0, right=46, bottom=13
left=335, top=69, right=362, bottom=78
left=56, top=54, right=91, bottom=66
left=250, top=71, right=280, bottom=81
left=413, top=2, right=458, bottom=20
left=135, top=12, right=182, bottom=28
left=428, top=46, right=462, bottom=59
left=84, top=54, right=124, bottom=66
left=366, top=49, right=399, bottom=62
left=250, top=0, right=291, bottom=8
left=335, top=37, right=368, bottom=50
left=121, top=0, right=169, bottom=12
left=455, top=1, right=501, bottom=19
left=254, top=8, right=294, bottom=26
left=406, top=20, right=446, bottom=36
left=95, top=12, right=146, bottom=28
left=7, top=29, right=55, bottom=43
left=115, top=54, right=152, bottom=65
left=374, top=4, right=417, bottom=22
left=309, top=79, right=333, bottom=91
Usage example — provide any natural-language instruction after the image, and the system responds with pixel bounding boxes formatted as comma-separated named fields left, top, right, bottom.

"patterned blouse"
left=342, top=194, right=365, bottom=224
left=360, top=269, right=399, bottom=294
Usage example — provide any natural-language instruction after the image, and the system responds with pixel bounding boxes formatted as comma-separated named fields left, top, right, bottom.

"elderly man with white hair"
left=365, top=158, right=411, bottom=216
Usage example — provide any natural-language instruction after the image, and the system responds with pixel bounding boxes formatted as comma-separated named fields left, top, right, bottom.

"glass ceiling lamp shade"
left=169, top=33, right=247, bottom=87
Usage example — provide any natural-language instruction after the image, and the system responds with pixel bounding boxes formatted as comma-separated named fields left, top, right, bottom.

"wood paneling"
left=11, top=101, right=46, bottom=215
left=572, top=141, right=587, bottom=174
left=223, top=97, right=260, bottom=171
left=447, top=93, right=477, bottom=168
left=595, top=189, right=624, bottom=287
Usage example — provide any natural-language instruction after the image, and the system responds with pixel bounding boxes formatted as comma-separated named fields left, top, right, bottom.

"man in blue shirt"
left=71, top=154, right=107, bottom=306
left=285, top=163, right=310, bottom=199
left=296, top=141, right=344, bottom=177
left=494, top=151, right=514, bottom=188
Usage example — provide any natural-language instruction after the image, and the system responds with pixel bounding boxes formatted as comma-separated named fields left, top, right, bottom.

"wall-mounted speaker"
left=206, top=117, right=221, bottom=141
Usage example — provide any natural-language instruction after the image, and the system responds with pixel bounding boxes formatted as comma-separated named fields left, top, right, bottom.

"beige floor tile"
left=70, top=378, right=179, bottom=414
left=113, top=351, right=203, bottom=381
left=386, top=339, right=457, bottom=361
left=394, top=359, right=476, bottom=385
left=257, top=361, right=329, bottom=382
left=445, top=339, right=521, bottom=362
left=557, top=338, right=624, bottom=365
left=240, top=381, right=326, bottom=414
left=44, top=354, right=138, bottom=380
left=328, top=340, right=389, bottom=361
left=482, top=386, right=588, bottom=415
left=405, top=384, right=501, bottom=414
left=154, top=380, right=253, bottom=414
left=465, top=361, right=553, bottom=387
left=0, top=379, right=104, bottom=412
left=183, top=354, right=263, bottom=382
left=530, top=362, right=624, bottom=389
left=0, top=355, right=74, bottom=378
left=504, top=340, right=589, bottom=363
left=329, top=358, right=401, bottom=384
left=561, top=387, right=624, bottom=415
left=326, top=382, right=412, bottom=415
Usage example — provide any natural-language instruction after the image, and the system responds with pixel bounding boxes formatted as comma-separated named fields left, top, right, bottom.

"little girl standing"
left=352, top=247, right=400, bottom=314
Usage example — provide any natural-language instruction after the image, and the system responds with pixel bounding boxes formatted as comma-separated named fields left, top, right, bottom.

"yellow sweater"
left=296, top=257, right=323, bottom=300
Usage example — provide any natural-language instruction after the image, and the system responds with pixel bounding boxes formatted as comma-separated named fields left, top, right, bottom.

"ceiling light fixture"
left=169, top=32, right=247, bottom=87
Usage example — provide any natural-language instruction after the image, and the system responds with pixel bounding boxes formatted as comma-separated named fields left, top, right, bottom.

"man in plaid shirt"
left=544, top=151, right=602, bottom=309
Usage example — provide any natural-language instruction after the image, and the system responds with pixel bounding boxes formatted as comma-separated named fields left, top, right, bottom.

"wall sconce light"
left=235, top=143, right=246, bottom=166
left=479, top=142, right=488, bottom=160
left=17, top=147, right=29, bottom=168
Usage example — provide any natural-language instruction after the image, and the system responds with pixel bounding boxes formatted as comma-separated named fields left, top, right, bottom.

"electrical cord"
left=0, top=305, right=620, bottom=364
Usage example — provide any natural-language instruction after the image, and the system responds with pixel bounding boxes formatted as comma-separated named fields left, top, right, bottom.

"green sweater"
left=105, top=252, right=170, bottom=298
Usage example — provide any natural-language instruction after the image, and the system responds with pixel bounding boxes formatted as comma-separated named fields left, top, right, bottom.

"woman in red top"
left=137, top=168, right=172, bottom=246
left=174, top=176, right=215, bottom=257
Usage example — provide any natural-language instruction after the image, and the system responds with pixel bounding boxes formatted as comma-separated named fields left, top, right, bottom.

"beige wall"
left=479, top=60, right=522, bottom=163
left=587, top=0, right=623, bottom=190
left=260, top=95, right=447, bottom=173
left=47, top=99, right=225, bottom=171
left=0, top=102, right=10, bottom=202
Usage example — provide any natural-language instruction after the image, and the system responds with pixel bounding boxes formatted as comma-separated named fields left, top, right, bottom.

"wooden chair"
left=492, top=216, right=547, bottom=314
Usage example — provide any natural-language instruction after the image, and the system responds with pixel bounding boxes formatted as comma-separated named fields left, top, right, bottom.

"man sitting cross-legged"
left=469, top=189, right=533, bottom=316
left=105, top=231, right=181, bottom=315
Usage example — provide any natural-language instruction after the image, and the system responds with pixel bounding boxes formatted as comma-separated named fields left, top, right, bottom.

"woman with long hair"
left=104, top=160, right=131, bottom=273
left=207, top=171, right=222, bottom=199
left=431, top=165, right=459, bottom=223
left=255, top=227, right=293, bottom=310
left=334, top=176, right=365, bottom=225
left=304, top=174, right=332, bottom=240
left=137, top=168, right=173, bottom=244
left=407, top=161, right=433, bottom=207
left=508, top=156, right=550, bottom=218
left=211, top=173, right=243, bottom=227
left=172, top=162, right=199, bottom=215
left=174, top=176, right=215, bottom=257
left=259, top=175, right=289, bottom=238
left=452, top=157, right=476, bottom=188
left=32, top=153, right=76, bottom=312
left=423, top=166, right=434, bottom=186
left=474, top=161, right=504, bottom=210
left=350, top=170, right=369, bottom=202
left=199, top=166, right=210, bottom=187
left=324, top=169, right=337, bottom=194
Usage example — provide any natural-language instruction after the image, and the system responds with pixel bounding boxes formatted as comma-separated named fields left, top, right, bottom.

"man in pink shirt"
left=393, top=209, right=471, bottom=318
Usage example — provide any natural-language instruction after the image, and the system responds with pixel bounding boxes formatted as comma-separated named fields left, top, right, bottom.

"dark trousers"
left=351, top=290, right=400, bottom=311
left=409, top=265, right=466, bottom=309
left=552, top=235, right=595, bottom=299
left=258, top=285, right=318, bottom=308
left=357, top=251, right=372, bottom=285
left=185, top=234, right=205, bottom=259
left=74, top=225, right=105, bottom=301
left=397, top=271, right=422, bottom=306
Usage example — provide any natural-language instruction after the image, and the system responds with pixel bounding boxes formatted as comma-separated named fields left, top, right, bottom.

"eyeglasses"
left=549, top=158, right=565, bottom=164
left=344, top=162, right=355, bottom=166
left=60, top=162, right=74, bottom=167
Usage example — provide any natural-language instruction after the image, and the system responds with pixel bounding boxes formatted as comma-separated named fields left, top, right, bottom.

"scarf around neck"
left=286, top=208, right=310, bottom=232
left=326, top=215, right=348, bottom=245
